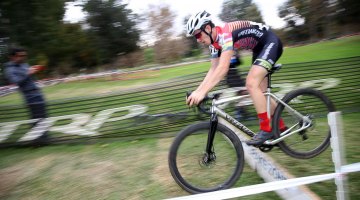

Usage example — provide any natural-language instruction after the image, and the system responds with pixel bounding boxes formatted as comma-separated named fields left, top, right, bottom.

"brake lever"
left=186, top=91, right=216, bottom=115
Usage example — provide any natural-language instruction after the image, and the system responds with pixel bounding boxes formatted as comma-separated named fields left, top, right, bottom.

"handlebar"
left=186, top=91, right=221, bottom=115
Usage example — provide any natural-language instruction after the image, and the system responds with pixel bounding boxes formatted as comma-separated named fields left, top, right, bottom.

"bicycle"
left=168, top=64, right=336, bottom=193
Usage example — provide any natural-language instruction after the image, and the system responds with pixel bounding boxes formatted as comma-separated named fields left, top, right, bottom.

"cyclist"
left=185, top=10, right=286, bottom=146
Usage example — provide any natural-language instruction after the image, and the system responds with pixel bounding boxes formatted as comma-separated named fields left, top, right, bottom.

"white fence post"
left=328, top=111, right=349, bottom=200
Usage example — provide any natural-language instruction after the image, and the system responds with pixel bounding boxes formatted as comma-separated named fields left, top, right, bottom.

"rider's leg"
left=245, top=31, right=284, bottom=145
left=246, top=65, right=271, bottom=132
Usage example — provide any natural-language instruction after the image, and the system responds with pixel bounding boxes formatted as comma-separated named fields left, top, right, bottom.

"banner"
left=0, top=56, right=359, bottom=146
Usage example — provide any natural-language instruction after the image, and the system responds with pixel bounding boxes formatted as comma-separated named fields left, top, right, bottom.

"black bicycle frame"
left=205, top=112, right=218, bottom=155
left=205, top=107, right=259, bottom=155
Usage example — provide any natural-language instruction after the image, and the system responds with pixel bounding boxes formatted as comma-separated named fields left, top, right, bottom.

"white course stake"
left=328, top=112, right=349, bottom=200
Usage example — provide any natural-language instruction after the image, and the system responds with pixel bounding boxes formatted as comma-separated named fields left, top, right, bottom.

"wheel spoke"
left=169, top=122, right=244, bottom=193
left=273, top=88, right=334, bottom=159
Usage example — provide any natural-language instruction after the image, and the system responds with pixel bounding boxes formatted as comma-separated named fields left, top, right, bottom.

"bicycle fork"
left=203, top=113, right=218, bottom=164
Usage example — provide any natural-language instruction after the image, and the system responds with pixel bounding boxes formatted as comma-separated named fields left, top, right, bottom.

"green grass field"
left=0, top=35, right=359, bottom=199
left=0, top=112, right=358, bottom=199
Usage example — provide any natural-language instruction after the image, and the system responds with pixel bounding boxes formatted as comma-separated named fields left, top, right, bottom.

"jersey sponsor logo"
left=262, top=43, right=275, bottom=60
left=255, top=59, right=272, bottom=70
left=238, top=29, right=264, bottom=38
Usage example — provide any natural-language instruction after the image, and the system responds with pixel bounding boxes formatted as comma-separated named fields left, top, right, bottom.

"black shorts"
left=252, top=31, right=283, bottom=71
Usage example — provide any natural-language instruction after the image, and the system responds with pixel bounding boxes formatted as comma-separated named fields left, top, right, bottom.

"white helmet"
left=186, top=10, right=212, bottom=36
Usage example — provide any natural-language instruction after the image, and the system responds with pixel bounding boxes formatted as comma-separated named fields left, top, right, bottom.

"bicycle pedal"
left=258, top=144, right=274, bottom=152
left=299, top=130, right=308, bottom=141
left=302, top=134, right=308, bottom=141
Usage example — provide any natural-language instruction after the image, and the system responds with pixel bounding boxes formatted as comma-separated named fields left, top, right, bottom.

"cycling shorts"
left=252, top=30, right=283, bottom=71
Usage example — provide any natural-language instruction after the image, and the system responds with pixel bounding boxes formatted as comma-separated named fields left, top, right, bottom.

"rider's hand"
left=186, top=90, right=206, bottom=106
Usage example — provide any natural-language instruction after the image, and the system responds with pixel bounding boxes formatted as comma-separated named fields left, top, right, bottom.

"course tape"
left=166, top=163, right=360, bottom=200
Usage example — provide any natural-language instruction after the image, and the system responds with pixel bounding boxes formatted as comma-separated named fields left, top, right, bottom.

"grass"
left=0, top=112, right=358, bottom=199
left=0, top=137, right=280, bottom=200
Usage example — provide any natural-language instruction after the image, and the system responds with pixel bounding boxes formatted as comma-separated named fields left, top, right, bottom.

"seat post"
left=266, top=72, right=273, bottom=89
left=265, top=71, right=274, bottom=119
left=266, top=63, right=282, bottom=89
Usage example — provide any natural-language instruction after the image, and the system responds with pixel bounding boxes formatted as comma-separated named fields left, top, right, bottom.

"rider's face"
left=194, top=25, right=212, bottom=45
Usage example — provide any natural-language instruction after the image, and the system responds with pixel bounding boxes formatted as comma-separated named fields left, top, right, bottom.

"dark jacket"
left=4, top=61, right=44, bottom=104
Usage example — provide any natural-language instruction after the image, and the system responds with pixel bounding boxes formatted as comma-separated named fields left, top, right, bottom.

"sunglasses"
left=194, top=31, right=202, bottom=39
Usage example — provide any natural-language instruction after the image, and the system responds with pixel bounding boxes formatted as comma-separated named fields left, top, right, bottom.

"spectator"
left=4, top=46, right=49, bottom=146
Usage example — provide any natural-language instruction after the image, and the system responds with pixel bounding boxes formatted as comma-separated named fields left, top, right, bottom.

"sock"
left=258, top=112, right=272, bottom=132
left=271, top=115, right=287, bottom=132
left=279, top=118, right=287, bottom=132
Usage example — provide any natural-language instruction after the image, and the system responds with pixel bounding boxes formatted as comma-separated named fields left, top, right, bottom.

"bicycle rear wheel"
left=273, top=88, right=336, bottom=159
left=168, top=121, right=244, bottom=193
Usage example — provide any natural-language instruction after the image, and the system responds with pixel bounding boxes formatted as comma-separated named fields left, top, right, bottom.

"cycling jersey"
left=209, top=21, right=283, bottom=71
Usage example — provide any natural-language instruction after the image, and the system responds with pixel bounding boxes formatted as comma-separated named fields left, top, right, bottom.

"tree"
left=277, top=0, right=357, bottom=41
left=219, top=0, right=264, bottom=23
left=220, top=0, right=251, bottom=21
left=245, top=3, right=264, bottom=23
left=335, top=0, right=360, bottom=33
left=147, top=4, right=175, bottom=41
left=83, top=0, right=140, bottom=65
left=0, top=0, right=77, bottom=74
left=278, top=0, right=311, bottom=42
left=51, top=22, right=99, bottom=75
left=337, top=0, right=360, bottom=24
left=146, top=4, right=186, bottom=63
left=0, top=0, right=67, bottom=47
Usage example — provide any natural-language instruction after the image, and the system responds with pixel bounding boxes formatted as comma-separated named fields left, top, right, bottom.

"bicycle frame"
left=204, top=89, right=314, bottom=154
left=203, top=66, right=313, bottom=154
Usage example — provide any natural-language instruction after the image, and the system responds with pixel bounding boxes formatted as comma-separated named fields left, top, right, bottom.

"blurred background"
left=0, top=1, right=359, bottom=200
left=1, top=0, right=359, bottom=80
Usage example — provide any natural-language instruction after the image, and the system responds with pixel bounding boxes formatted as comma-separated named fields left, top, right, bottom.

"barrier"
left=165, top=112, right=360, bottom=200
left=218, top=118, right=320, bottom=200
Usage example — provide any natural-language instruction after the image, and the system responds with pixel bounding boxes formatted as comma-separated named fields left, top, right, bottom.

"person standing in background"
left=4, top=46, right=49, bottom=146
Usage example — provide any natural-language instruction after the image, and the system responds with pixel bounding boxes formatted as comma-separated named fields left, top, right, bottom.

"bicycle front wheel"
left=168, top=121, right=244, bottom=193
left=273, top=88, right=336, bottom=159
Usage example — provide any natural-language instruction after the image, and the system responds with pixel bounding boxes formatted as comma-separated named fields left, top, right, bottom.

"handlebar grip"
left=186, top=91, right=212, bottom=115
left=186, top=91, right=192, bottom=99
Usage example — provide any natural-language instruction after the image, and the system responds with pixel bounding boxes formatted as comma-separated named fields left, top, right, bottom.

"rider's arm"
left=196, top=57, right=219, bottom=91
left=196, top=50, right=233, bottom=95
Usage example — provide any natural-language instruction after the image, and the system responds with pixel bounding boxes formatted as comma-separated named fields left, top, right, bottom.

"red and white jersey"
left=210, top=21, right=270, bottom=58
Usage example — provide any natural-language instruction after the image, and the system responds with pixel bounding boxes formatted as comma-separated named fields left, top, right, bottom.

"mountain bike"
left=168, top=64, right=336, bottom=194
